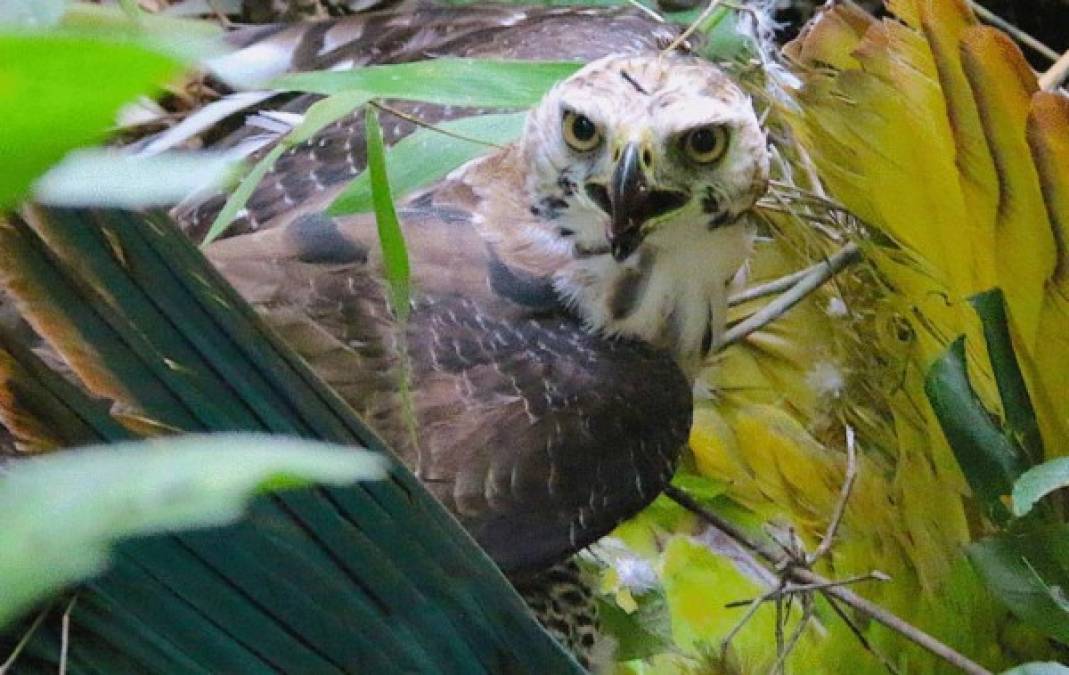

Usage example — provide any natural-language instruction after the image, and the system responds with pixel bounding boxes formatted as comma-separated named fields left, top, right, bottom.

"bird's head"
left=520, top=53, right=769, bottom=261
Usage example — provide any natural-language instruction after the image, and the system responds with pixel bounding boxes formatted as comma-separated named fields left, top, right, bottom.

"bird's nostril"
left=642, top=148, right=652, bottom=167
left=585, top=182, right=612, bottom=215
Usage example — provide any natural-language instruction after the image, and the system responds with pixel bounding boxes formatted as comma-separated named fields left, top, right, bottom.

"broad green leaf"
left=925, top=336, right=1028, bottom=520
left=971, top=289, right=1044, bottom=465
left=0, top=34, right=182, bottom=210
left=329, top=112, right=526, bottom=215
left=275, top=58, right=581, bottom=108
left=34, top=149, right=238, bottom=208
left=597, top=591, right=674, bottom=662
left=968, top=525, right=1069, bottom=645
left=364, top=106, right=410, bottom=319
left=1002, top=663, right=1069, bottom=675
left=201, top=91, right=372, bottom=244
left=1013, top=458, right=1069, bottom=517
left=0, top=433, right=387, bottom=628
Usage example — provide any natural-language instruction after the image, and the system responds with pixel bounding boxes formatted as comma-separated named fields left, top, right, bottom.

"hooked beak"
left=603, top=142, right=689, bottom=261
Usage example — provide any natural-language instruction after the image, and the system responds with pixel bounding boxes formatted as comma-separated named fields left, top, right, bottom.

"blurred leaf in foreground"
left=0, top=34, right=182, bottom=210
left=0, top=433, right=387, bottom=628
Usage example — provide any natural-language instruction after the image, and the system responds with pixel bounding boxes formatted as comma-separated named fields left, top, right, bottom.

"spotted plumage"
left=169, top=12, right=769, bottom=668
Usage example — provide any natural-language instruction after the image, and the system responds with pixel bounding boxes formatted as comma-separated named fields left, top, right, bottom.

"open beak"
left=606, top=142, right=688, bottom=261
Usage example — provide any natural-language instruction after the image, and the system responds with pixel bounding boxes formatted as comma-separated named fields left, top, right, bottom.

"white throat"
left=549, top=216, right=753, bottom=373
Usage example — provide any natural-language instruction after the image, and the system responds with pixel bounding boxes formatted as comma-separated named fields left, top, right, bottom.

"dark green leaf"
left=329, top=112, right=526, bottom=215
left=971, top=289, right=1044, bottom=465
left=925, top=336, right=1028, bottom=520
left=1014, top=458, right=1069, bottom=518
left=275, top=58, right=581, bottom=107
left=0, top=34, right=182, bottom=210
left=597, top=590, right=673, bottom=661
left=968, top=525, right=1069, bottom=645
left=0, top=434, right=386, bottom=628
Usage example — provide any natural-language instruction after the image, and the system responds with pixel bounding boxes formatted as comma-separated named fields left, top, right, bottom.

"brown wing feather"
left=207, top=189, right=692, bottom=574
left=177, top=7, right=680, bottom=238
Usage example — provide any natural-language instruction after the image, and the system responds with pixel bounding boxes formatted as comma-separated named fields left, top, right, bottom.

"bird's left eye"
left=562, top=111, right=602, bottom=152
left=682, top=125, right=729, bottom=164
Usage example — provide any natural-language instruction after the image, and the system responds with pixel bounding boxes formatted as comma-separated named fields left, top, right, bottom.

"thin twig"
left=770, top=600, right=816, bottom=674
left=729, top=266, right=812, bottom=307
left=665, top=485, right=995, bottom=675
left=59, top=594, right=78, bottom=675
left=662, top=0, right=724, bottom=54
left=624, top=0, right=666, bottom=23
left=720, top=242, right=862, bottom=347
left=0, top=605, right=51, bottom=675
left=369, top=101, right=505, bottom=149
left=967, top=1, right=1060, bottom=62
left=1039, top=50, right=1069, bottom=91
left=808, top=425, right=859, bottom=564
left=723, top=571, right=890, bottom=608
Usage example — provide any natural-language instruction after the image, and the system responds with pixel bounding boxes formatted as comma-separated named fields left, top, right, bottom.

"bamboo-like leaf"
left=34, top=149, right=237, bottom=208
left=364, top=106, right=410, bottom=319
left=275, top=58, right=581, bottom=107
left=0, top=434, right=387, bottom=628
left=330, top=112, right=526, bottom=215
left=201, top=91, right=372, bottom=244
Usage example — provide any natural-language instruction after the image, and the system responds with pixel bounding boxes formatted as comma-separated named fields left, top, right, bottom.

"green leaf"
left=275, top=58, right=581, bottom=107
left=364, top=106, right=411, bottom=319
left=329, top=112, right=526, bottom=215
left=925, top=336, right=1028, bottom=521
left=1002, top=663, right=1069, bottom=675
left=1013, top=458, right=1069, bottom=517
left=59, top=3, right=226, bottom=65
left=971, top=289, right=1044, bottom=465
left=0, top=433, right=387, bottom=628
left=34, top=149, right=238, bottom=208
left=968, top=525, right=1069, bottom=645
left=0, top=33, right=182, bottom=210
left=597, top=590, right=673, bottom=661
left=201, top=90, right=372, bottom=244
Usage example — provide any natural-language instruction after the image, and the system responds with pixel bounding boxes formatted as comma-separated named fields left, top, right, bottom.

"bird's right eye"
left=562, top=111, right=602, bottom=152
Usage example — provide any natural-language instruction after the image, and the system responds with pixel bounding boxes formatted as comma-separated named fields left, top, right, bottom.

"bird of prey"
left=1, top=8, right=769, bottom=668
left=191, top=34, right=769, bottom=663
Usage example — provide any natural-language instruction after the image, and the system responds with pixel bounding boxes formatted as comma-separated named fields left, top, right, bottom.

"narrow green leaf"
left=0, top=433, right=387, bottom=628
left=971, top=288, right=1045, bottom=465
left=968, top=526, right=1069, bottom=645
left=275, top=58, right=581, bottom=108
left=364, top=106, right=410, bottom=319
left=1014, top=458, right=1069, bottom=517
left=59, top=3, right=226, bottom=65
left=34, top=149, right=237, bottom=208
left=0, top=34, right=182, bottom=210
left=201, top=91, right=371, bottom=245
left=925, top=336, right=1028, bottom=520
left=329, top=112, right=526, bottom=215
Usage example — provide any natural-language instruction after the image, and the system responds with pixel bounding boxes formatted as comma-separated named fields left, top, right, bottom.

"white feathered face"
left=521, top=53, right=769, bottom=261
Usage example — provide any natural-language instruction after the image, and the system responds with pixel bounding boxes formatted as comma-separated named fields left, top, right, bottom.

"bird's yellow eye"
left=562, top=111, right=601, bottom=152
left=682, top=125, right=729, bottom=164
